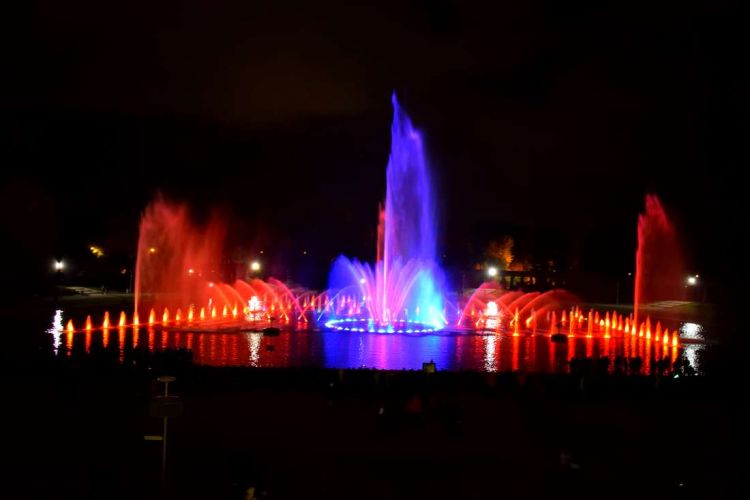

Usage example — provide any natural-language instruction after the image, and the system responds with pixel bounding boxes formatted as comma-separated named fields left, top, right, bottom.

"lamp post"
left=53, top=259, right=64, bottom=300
left=686, top=274, right=703, bottom=302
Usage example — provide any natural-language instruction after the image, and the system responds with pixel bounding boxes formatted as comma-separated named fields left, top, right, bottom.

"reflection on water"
left=47, top=311, right=706, bottom=374
left=483, top=335, right=496, bottom=372
left=49, top=327, right=698, bottom=375
left=46, top=309, right=63, bottom=355
left=248, top=332, right=262, bottom=367
left=679, top=322, right=706, bottom=372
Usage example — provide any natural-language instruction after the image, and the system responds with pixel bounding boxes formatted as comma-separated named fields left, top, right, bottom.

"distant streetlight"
left=250, top=261, right=261, bottom=272
left=487, top=266, right=498, bottom=278
left=89, top=245, right=105, bottom=258
left=686, top=276, right=698, bottom=286
left=54, top=260, right=64, bottom=271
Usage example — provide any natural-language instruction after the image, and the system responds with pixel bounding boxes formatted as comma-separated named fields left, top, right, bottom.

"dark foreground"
left=0, top=353, right=745, bottom=500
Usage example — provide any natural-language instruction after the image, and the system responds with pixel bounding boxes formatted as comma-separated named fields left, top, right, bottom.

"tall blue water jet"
left=326, top=93, right=446, bottom=332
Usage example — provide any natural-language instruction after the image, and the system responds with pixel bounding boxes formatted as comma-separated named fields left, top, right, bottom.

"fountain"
left=324, top=93, right=446, bottom=333
left=134, top=196, right=304, bottom=330
left=56, top=94, right=688, bottom=375
left=634, top=194, right=684, bottom=326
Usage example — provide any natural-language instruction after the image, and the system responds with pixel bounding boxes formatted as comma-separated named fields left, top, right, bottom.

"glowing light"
left=148, top=308, right=156, bottom=326
left=250, top=261, right=261, bottom=272
left=85, top=315, right=92, bottom=331
left=246, top=296, right=265, bottom=321
left=487, top=266, right=498, bottom=278
left=485, top=301, right=498, bottom=317
left=119, top=311, right=127, bottom=327
left=187, top=268, right=195, bottom=276
left=66, top=319, right=74, bottom=334
left=102, top=311, right=110, bottom=329
left=89, top=245, right=104, bottom=258
left=54, top=260, right=64, bottom=271
left=686, top=276, right=697, bottom=286
left=148, top=247, right=157, bottom=254
left=162, top=308, right=169, bottom=324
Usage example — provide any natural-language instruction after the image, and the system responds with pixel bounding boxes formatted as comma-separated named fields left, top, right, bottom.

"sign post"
left=146, top=376, right=183, bottom=485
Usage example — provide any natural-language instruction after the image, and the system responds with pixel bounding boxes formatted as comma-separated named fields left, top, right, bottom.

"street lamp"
left=686, top=276, right=697, bottom=286
left=54, top=260, right=64, bottom=271
left=487, top=266, right=498, bottom=278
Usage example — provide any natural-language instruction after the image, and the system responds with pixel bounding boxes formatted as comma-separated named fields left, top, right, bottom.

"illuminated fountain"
left=59, top=94, right=687, bottom=369
left=634, top=194, right=684, bottom=326
left=53, top=188, right=687, bottom=369
left=133, top=197, right=305, bottom=330
left=324, top=93, right=446, bottom=333
left=461, top=281, right=577, bottom=334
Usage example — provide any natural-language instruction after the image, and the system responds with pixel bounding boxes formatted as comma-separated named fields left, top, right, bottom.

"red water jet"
left=135, top=197, right=226, bottom=314
left=634, top=195, right=684, bottom=325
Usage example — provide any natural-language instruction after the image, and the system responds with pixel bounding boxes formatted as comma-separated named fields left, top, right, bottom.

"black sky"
left=1, top=0, right=746, bottom=294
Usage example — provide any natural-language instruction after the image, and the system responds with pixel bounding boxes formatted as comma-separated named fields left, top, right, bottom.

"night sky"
left=1, top=1, right=745, bottom=297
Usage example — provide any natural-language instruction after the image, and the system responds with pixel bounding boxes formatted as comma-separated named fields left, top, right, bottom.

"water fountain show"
left=19, top=5, right=741, bottom=498
left=50, top=94, right=701, bottom=374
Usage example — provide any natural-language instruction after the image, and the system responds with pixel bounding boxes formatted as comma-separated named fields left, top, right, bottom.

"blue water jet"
left=326, top=93, right=446, bottom=331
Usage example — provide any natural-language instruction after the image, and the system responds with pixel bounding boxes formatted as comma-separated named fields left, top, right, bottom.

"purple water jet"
left=326, top=93, right=446, bottom=332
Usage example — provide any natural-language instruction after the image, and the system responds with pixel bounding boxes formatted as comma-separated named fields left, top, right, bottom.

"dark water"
left=47, top=310, right=707, bottom=374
